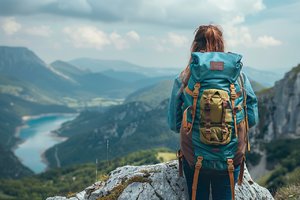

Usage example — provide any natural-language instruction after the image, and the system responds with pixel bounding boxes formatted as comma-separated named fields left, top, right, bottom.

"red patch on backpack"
left=211, top=148, right=220, bottom=153
left=210, top=61, right=224, bottom=70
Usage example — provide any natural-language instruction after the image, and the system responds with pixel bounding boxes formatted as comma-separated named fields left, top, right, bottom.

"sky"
left=0, top=0, right=299, bottom=72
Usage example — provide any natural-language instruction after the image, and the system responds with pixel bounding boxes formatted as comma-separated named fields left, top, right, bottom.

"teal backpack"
left=176, top=52, right=250, bottom=200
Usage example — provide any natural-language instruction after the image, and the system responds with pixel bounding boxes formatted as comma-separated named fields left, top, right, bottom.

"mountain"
left=44, top=100, right=179, bottom=167
left=0, top=93, right=74, bottom=179
left=0, top=46, right=77, bottom=98
left=0, top=74, right=62, bottom=104
left=1, top=51, right=268, bottom=106
left=0, top=46, right=157, bottom=105
left=101, top=69, right=149, bottom=82
left=69, top=57, right=179, bottom=77
left=248, top=79, right=265, bottom=92
left=50, top=60, right=89, bottom=78
left=243, top=67, right=284, bottom=87
left=69, top=57, right=285, bottom=87
left=125, top=79, right=173, bottom=107
left=69, top=58, right=144, bottom=73
left=44, top=70, right=270, bottom=168
left=0, top=94, right=22, bottom=149
left=125, top=77, right=264, bottom=108
left=247, top=64, right=300, bottom=192
left=0, top=145, right=33, bottom=179
left=0, top=93, right=74, bottom=149
left=253, top=64, right=300, bottom=141
left=0, top=46, right=89, bottom=105
left=51, top=60, right=176, bottom=100
left=260, top=138, right=300, bottom=192
left=50, top=60, right=134, bottom=99
left=0, top=47, right=150, bottom=105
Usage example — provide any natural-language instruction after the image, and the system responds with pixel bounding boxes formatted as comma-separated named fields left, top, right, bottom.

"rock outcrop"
left=252, top=65, right=300, bottom=142
left=46, top=160, right=274, bottom=200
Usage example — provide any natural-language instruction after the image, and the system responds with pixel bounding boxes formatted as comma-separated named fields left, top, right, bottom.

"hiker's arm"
left=243, top=73, right=259, bottom=128
left=168, top=75, right=183, bottom=133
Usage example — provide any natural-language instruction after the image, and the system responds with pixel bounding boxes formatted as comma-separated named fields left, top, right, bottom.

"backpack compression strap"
left=184, top=83, right=201, bottom=134
left=227, top=159, right=235, bottom=200
left=230, top=84, right=238, bottom=136
left=192, top=156, right=203, bottom=200
left=176, top=149, right=183, bottom=177
left=204, top=94, right=212, bottom=135
left=239, top=74, right=250, bottom=151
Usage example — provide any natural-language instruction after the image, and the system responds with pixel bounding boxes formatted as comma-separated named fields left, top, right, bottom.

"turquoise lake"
left=14, top=114, right=77, bottom=173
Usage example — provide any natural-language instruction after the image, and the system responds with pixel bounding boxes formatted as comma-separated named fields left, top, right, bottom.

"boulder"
left=46, top=160, right=274, bottom=200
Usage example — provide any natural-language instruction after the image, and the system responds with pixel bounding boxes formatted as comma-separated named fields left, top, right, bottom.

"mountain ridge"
left=44, top=100, right=179, bottom=167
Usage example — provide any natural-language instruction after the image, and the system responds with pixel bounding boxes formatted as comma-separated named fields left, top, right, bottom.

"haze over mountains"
left=0, top=46, right=175, bottom=107
left=69, top=57, right=180, bottom=77
left=0, top=45, right=282, bottom=106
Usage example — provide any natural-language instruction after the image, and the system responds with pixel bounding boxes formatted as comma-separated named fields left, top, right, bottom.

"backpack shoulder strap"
left=239, top=73, right=249, bottom=134
left=237, top=73, right=249, bottom=186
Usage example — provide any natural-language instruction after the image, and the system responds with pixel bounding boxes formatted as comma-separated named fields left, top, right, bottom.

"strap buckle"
left=192, top=83, right=200, bottom=97
left=195, top=156, right=203, bottom=169
left=176, top=149, right=183, bottom=159
left=227, top=159, right=234, bottom=172
left=230, top=84, right=237, bottom=100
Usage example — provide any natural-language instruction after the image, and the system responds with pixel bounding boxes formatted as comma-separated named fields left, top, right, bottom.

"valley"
left=0, top=45, right=298, bottom=199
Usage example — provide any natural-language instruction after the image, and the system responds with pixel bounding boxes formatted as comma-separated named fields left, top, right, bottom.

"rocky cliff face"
left=252, top=64, right=300, bottom=142
left=46, top=160, right=273, bottom=200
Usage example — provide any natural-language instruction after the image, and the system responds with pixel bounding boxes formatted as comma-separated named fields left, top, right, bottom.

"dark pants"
left=183, top=158, right=240, bottom=200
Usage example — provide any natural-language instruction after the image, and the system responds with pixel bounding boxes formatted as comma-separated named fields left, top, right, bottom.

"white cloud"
left=25, top=26, right=52, bottom=37
left=63, top=26, right=140, bottom=50
left=209, top=0, right=265, bottom=13
left=231, top=15, right=245, bottom=25
left=150, top=32, right=189, bottom=52
left=256, top=35, right=282, bottom=47
left=1, top=17, right=22, bottom=35
left=253, top=0, right=265, bottom=11
left=110, top=31, right=141, bottom=50
left=224, top=25, right=253, bottom=47
left=63, top=26, right=110, bottom=49
left=126, top=31, right=140, bottom=42
left=110, top=32, right=129, bottom=50
left=224, top=24, right=282, bottom=49
left=167, top=32, right=188, bottom=47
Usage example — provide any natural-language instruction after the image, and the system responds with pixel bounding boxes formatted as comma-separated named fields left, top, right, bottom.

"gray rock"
left=46, top=160, right=274, bottom=200
left=252, top=65, right=300, bottom=142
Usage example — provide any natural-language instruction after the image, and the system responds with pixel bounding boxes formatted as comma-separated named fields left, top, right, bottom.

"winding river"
left=14, top=113, right=77, bottom=173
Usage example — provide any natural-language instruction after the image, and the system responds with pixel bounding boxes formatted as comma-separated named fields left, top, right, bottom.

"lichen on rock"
left=46, top=160, right=274, bottom=200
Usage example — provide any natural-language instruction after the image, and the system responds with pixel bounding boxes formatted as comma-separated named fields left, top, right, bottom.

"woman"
left=168, top=25, right=258, bottom=200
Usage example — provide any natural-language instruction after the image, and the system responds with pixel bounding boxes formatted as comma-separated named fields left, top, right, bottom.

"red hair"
left=180, top=25, right=225, bottom=89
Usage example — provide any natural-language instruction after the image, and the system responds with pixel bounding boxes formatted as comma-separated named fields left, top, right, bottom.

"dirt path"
left=54, top=146, right=61, bottom=168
